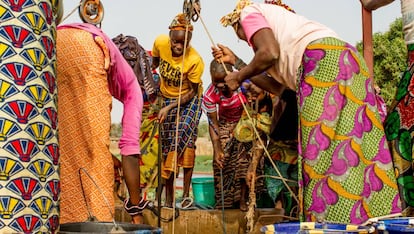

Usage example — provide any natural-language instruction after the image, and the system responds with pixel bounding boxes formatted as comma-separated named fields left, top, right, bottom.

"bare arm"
left=151, top=57, right=160, bottom=70
left=235, top=28, right=280, bottom=83
left=249, top=73, right=285, bottom=97
left=207, top=111, right=224, bottom=168
left=158, top=81, right=200, bottom=122
left=165, top=81, right=199, bottom=109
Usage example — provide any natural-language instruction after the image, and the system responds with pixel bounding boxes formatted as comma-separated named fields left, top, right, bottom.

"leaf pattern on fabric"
left=308, top=177, right=338, bottom=214
left=336, top=46, right=360, bottom=82
left=398, top=175, right=414, bottom=207
left=300, top=38, right=401, bottom=224
left=361, top=164, right=383, bottom=199
left=303, top=49, right=325, bottom=75
left=384, top=111, right=401, bottom=141
left=372, top=136, right=392, bottom=165
left=392, top=193, right=403, bottom=213
left=349, top=105, right=373, bottom=139
left=398, top=129, right=413, bottom=161
left=319, top=85, right=346, bottom=122
left=305, top=125, right=330, bottom=161
left=364, top=78, right=377, bottom=107
left=396, top=66, right=413, bottom=101
left=326, top=139, right=359, bottom=177
left=301, top=80, right=313, bottom=99
left=350, top=200, right=369, bottom=224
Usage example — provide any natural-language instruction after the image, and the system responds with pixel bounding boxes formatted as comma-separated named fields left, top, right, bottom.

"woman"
left=0, top=1, right=62, bottom=233
left=214, top=0, right=401, bottom=224
left=152, top=13, right=204, bottom=208
left=57, top=23, right=144, bottom=224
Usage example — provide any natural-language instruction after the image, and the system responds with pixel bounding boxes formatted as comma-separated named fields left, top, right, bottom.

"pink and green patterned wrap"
left=298, top=37, right=401, bottom=224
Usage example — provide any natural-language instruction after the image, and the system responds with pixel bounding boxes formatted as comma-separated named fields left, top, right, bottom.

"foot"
left=240, top=201, right=248, bottom=212
left=164, top=202, right=173, bottom=208
left=131, top=214, right=143, bottom=224
left=181, top=197, right=193, bottom=209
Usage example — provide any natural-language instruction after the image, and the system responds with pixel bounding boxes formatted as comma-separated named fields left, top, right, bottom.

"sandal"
left=123, top=198, right=151, bottom=216
left=180, top=197, right=194, bottom=209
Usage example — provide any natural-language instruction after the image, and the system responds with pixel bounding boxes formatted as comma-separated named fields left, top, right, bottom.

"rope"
left=78, top=168, right=117, bottom=228
left=193, top=6, right=230, bottom=74
left=170, top=15, right=193, bottom=234
left=195, top=3, right=298, bottom=206
left=220, top=168, right=227, bottom=234
left=237, top=93, right=299, bottom=206
left=195, top=0, right=299, bottom=224
left=194, top=7, right=230, bottom=233
left=246, top=101, right=260, bottom=233
left=60, top=2, right=81, bottom=24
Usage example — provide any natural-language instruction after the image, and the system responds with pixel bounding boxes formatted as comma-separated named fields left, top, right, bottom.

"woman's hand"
left=214, top=150, right=224, bottom=169
left=157, top=106, right=171, bottom=123
left=212, top=44, right=237, bottom=65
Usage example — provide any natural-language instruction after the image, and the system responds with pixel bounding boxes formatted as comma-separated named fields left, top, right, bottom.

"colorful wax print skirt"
left=139, top=103, right=160, bottom=188
left=384, top=44, right=414, bottom=211
left=160, top=96, right=202, bottom=179
left=0, top=1, right=60, bottom=233
left=298, top=37, right=401, bottom=224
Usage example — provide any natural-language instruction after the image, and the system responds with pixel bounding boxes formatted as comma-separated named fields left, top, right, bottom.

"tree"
left=197, top=120, right=209, bottom=138
left=110, top=123, right=122, bottom=138
left=356, top=17, right=406, bottom=107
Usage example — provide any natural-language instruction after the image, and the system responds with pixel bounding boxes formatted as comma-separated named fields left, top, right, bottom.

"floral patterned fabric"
left=298, top=37, right=401, bottom=224
left=384, top=44, right=414, bottom=211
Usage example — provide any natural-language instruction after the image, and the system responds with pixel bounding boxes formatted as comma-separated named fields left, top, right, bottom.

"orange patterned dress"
left=57, top=28, right=114, bottom=223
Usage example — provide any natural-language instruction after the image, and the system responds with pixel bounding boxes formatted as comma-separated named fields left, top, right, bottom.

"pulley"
left=183, top=0, right=200, bottom=22
left=79, top=0, right=104, bottom=26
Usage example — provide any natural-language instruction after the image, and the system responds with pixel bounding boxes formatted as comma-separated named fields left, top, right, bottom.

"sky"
left=60, top=0, right=401, bottom=123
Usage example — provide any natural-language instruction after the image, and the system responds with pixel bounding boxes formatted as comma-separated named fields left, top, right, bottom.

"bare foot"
left=240, top=202, right=248, bottom=212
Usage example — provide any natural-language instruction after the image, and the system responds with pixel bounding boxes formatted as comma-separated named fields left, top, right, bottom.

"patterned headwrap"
left=169, top=13, right=194, bottom=31
left=220, top=0, right=295, bottom=27
left=264, top=0, right=295, bottom=13
left=220, top=0, right=253, bottom=27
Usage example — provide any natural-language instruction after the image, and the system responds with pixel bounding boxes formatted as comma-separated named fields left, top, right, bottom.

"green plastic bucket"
left=192, top=177, right=215, bottom=207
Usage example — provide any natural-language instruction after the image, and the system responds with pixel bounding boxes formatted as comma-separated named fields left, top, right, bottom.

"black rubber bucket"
left=59, top=222, right=162, bottom=234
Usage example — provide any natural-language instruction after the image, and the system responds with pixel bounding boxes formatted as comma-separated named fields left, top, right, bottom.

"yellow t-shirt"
left=152, top=34, right=204, bottom=98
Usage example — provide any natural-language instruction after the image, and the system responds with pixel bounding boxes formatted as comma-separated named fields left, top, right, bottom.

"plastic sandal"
left=123, top=198, right=151, bottom=216
left=180, top=197, right=194, bottom=209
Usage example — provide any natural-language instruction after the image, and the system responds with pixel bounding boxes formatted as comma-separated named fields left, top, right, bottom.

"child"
left=202, top=60, right=271, bottom=211
left=202, top=59, right=249, bottom=210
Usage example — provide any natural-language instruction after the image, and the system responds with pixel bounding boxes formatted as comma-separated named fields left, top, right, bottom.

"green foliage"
left=194, top=155, right=213, bottom=172
left=356, top=17, right=407, bottom=107
left=197, top=120, right=209, bottom=138
left=110, top=123, right=122, bottom=138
